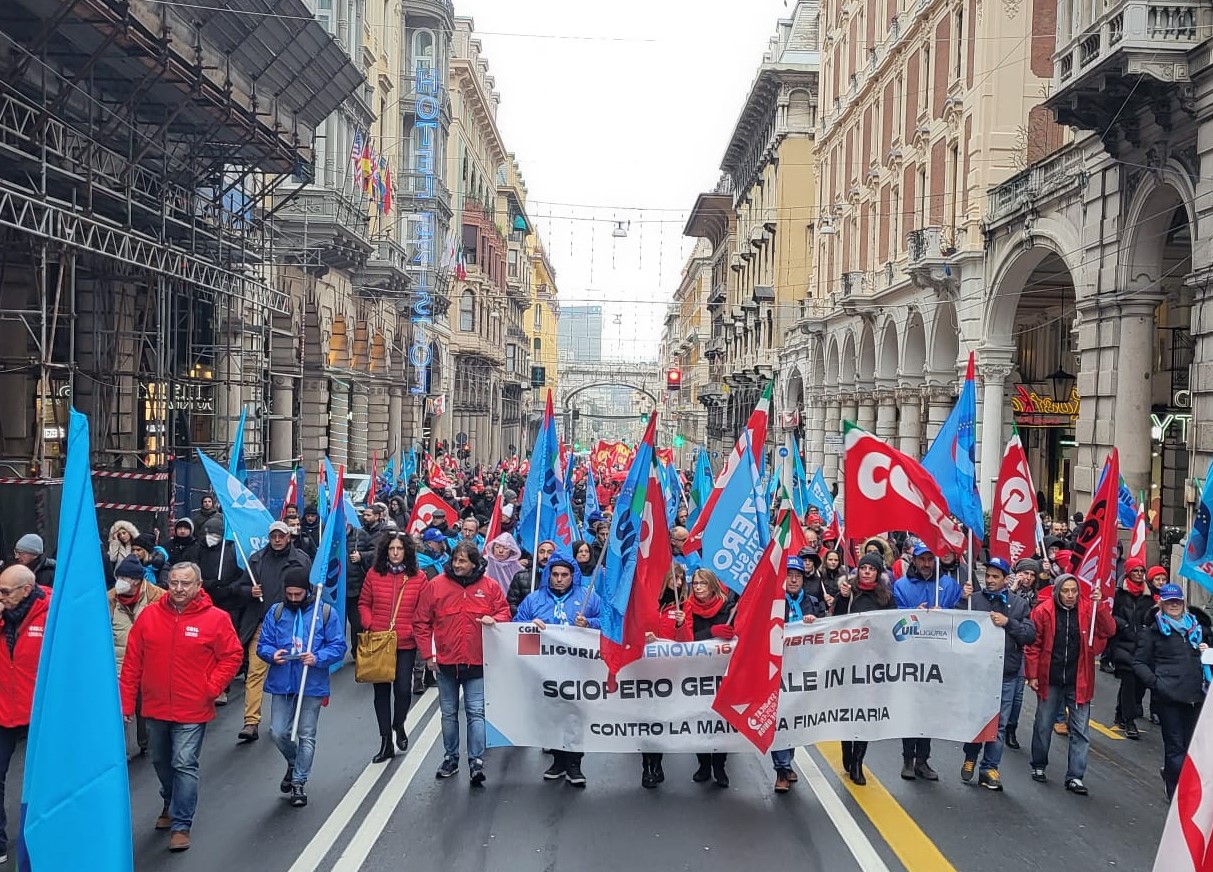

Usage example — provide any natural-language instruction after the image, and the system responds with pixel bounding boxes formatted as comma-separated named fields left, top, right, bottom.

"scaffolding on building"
left=0, top=0, right=362, bottom=547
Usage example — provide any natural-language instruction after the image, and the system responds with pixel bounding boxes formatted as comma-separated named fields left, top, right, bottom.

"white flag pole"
left=290, top=582, right=325, bottom=742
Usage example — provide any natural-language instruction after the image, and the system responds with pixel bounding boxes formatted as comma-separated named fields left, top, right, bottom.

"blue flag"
left=697, top=433, right=769, bottom=594
left=660, top=460, right=683, bottom=526
left=806, top=468, right=837, bottom=525
left=515, top=393, right=575, bottom=549
left=790, top=438, right=811, bottom=521
left=229, top=405, right=248, bottom=484
left=921, top=352, right=985, bottom=538
left=583, top=466, right=602, bottom=522
left=688, top=449, right=713, bottom=528
left=1182, top=471, right=1213, bottom=593
left=199, top=450, right=274, bottom=568
left=1096, top=465, right=1140, bottom=529
left=311, top=469, right=349, bottom=674
left=21, top=409, right=133, bottom=871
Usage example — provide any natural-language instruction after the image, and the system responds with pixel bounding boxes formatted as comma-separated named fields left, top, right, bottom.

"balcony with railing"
left=357, top=235, right=410, bottom=296
left=987, top=146, right=1085, bottom=225
left=276, top=184, right=372, bottom=271
left=1048, top=0, right=1210, bottom=129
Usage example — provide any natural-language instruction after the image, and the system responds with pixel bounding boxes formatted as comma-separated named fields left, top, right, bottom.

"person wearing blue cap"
left=770, top=555, right=826, bottom=794
left=418, top=528, right=450, bottom=579
left=1132, top=583, right=1211, bottom=801
left=893, top=542, right=964, bottom=781
left=957, top=557, right=1036, bottom=791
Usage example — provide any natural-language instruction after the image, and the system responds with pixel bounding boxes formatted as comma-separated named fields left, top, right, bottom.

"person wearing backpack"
left=256, top=566, right=347, bottom=808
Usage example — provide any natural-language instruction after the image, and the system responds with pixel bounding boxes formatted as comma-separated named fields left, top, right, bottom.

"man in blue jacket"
left=893, top=542, right=963, bottom=781
left=257, top=566, right=347, bottom=808
left=515, top=553, right=602, bottom=787
left=958, top=558, right=1036, bottom=791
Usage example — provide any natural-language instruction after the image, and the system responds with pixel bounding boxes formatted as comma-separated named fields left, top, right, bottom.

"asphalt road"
left=2, top=667, right=1172, bottom=871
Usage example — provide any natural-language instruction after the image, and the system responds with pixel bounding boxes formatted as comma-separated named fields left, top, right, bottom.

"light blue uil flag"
left=199, top=449, right=275, bottom=568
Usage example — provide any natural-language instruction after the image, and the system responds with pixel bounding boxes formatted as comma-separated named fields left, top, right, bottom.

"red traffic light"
left=666, top=368, right=682, bottom=390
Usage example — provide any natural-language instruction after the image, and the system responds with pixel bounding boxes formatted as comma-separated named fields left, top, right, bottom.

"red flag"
left=407, top=487, right=458, bottom=536
left=368, top=450, right=378, bottom=505
left=484, top=474, right=507, bottom=543
left=843, top=421, right=966, bottom=556
left=1129, top=500, right=1147, bottom=565
left=1152, top=686, right=1213, bottom=871
left=712, top=503, right=793, bottom=753
left=1073, top=449, right=1120, bottom=603
left=427, top=454, right=453, bottom=490
left=281, top=469, right=298, bottom=520
left=685, top=381, right=773, bottom=554
left=989, top=431, right=1038, bottom=564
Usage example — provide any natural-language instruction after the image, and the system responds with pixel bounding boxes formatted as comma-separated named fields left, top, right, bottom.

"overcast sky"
left=453, top=0, right=797, bottom=360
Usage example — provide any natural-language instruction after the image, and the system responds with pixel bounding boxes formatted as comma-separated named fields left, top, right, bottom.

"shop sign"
left=1011, top=385, right=1079, bottom=427
left=1153, top=389, right=1192, bottom=442
left=138, top=381, right=215, bottom=414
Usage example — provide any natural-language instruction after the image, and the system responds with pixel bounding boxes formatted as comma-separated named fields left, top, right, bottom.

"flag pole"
left=230, top=535, right=264, bottom=603
left=529, top=498, right=543, bottom=593
left=966, top=528, right=973, bottom=609
left=577, top=536, right=611, bottom=619
left=934, top=554, right=941, bottom=609
left=291, top=581, right=325, bottom=742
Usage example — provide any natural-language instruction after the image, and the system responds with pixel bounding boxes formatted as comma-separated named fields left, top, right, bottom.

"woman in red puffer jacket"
left=358, top=532, right=427, bottom=764
left=658, top=569, right=736, bottom=788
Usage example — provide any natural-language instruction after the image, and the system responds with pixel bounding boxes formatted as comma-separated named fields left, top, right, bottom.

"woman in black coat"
left=832, top=554, right=896, bottom=785
left=1110, top=560, right=1155, bottom=737
left=1133, top=584, right=1210, bottom=801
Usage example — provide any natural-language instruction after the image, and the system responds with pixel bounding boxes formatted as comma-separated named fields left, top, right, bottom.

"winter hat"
left=1148, top=565, right=1169, bottom=582
left=422, top=528, right=446, bottom=543
left=303, top=503, right=319, bottom=518
left=282, top=565, right=312, bottom=593
left=799, top=549, right=822, bottom=568
left=857, top=553, right=884, bottom=574
left=132, top=533, right=157, bottom=553
left=1158, top=583, right=1185, bottom=602
left=14, top=533, right=43, bottom=556
left=115, top=554, right=144, bottom=581
left=202, top=515, right=225, bottom=537
left=1124, top=558, right=1146, bottom=574
left=1014, top=558, right=1042, bottom=575
left=430, top=510, right=447, bottom=521
left=174, top=518, right=194, bottom=535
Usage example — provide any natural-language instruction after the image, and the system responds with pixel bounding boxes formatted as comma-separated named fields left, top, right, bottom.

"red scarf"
left=1124, top=578, right=1146, bottom=596
left=684, top=594, right=726, bottom=619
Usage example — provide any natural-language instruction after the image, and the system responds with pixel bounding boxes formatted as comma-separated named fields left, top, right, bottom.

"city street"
left=8, top=667, right=1157, bottom=872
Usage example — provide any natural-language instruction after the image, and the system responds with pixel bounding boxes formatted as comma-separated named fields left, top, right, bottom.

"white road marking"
left=288, top=692, right=439, bottom=872
left=795, top=748, right=892, bottom=872
left=327, top=713, right=444, bottom=872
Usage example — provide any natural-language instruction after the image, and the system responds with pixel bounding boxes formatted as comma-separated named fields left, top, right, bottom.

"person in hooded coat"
left=167, top=519, right=201, bottom=567
left=514, top=552, right=602, bottom=787
left=108, top=520, right=140, bottom=569
left=131, top=533, right=169, bottom=588
left=483, top=533, right=526, bottom=597
left=509, top=540, right=555, bottom=614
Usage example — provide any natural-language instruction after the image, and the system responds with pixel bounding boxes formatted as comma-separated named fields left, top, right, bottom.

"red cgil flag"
left=1129, top=499, right=1148, bottom=566
left=1073, top=449, right=1120, bottom=603
left=712, top=495, right=793, bottom=753
left=988, top=430, right=1039, bottom=565
left=406, top=487, right=458, bottom=537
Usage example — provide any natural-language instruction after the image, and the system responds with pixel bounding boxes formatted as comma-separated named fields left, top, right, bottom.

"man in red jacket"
left=1023, top=573, right=1116, bottom=796
left=0, top=565, right=49, bottom=864
left=121, top=562, right=243, bottom=853
left=414, top=541, right=510, bottom=786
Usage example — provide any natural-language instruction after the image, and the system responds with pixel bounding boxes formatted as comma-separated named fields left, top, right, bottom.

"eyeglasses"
left=166, top=579, right=199, bottom=590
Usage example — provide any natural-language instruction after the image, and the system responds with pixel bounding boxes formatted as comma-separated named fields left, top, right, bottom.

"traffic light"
left=640, top=412, right=650, bottom=424
left=666, top=367, right=682, bottom=391
left=672, top=434, right=685, bottom=449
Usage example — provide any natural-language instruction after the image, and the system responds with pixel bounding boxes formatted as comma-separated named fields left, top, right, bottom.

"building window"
left=954, top=9, right=964, bottom=80
left=921, top=47, right=931, bottom=117
left=506, top=344, right=517, bottom=374
left=533, top=305, right=542, bottom=330
left=533, top=336, right=542, bottom=352
left=917, top=166, right=927, bottom=229
left=948, top=142, right=961, bottom=230
left=894, top=75, right=904, bottom=140
left=892, top=187, right=901, bottom=254
left=413, top=29, right=435, bottom=70
left=459, top=290, right=475, bottom=332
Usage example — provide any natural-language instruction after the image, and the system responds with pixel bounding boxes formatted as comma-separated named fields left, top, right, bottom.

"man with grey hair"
left=0, top=564, right=49, bottom=864
left=121, top=562, right=242, bottom=853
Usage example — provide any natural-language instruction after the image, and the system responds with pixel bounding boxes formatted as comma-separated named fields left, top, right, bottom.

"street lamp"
left=1048, top=365, right=1076, bottom=402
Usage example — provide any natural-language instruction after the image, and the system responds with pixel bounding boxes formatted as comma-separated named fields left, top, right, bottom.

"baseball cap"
left=421, top=528, right=446, bottom=543
left=912, top=542, right=934, bottom=557
left=1158, top=583, right=1185, bottom=602
left=985, top=557, right=1011, bottom=576
left=786, top=556, right=805, bottom=574
left=268, top=521, right=291, bottom=536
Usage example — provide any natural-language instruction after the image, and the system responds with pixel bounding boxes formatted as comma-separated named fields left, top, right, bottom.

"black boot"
left=653, top=759, right=665, bottom=783
left=841, top=744, right=854, bottom=773
left=641, top=756, right=657, bottom=789
left=850, top=744, right=868, bottom=785
left=712, top=758, right=729, bottom=789
left=1004, top=726, right=1020, bottom=750
left=372, top=735, right=395, bottom=764
left=693, top=754, right=713, bottom=783
left=394, top=724, right=409, bottom=752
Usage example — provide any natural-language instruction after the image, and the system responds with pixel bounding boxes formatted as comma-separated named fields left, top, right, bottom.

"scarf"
left=3, top=587, right=43, bottom=654
left=856, top=574, right=879, bottom=591
left=684, top=594, right=726, bottom=620
left=786, top=590, right=806, bottom=622
left=550, top=587, right=574, bottom=625
left=982, top=588, right=1008, bottom=606
left=1124, top=578, right=1146, bottom=596
left=1157, top=611, right=1203, bottom=650
left=387, top=562, right=407, bottom=575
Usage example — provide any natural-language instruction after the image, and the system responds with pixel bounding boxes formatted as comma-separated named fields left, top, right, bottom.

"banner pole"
left=934, top=554, right=941, bottom=609
left=966, top=529, right=973, bottom=609
left=529, top=498, right=543, bottom=593
left=231, top=535, right=263, bottom=603
left=290, top=582, right=325, bottom=742
left=576, top=538, right=611, bottom=620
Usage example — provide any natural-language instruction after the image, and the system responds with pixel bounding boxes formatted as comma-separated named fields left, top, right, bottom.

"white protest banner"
left=484, top=610, right=1003, bottom=753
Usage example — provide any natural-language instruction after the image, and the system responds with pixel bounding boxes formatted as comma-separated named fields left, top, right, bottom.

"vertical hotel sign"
left=407, top=61, right=440, bottom=396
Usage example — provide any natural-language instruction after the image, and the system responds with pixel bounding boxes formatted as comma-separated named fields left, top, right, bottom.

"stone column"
left=1117, top=296, right=1163, bottom=503
left=350, top=382, right=370, bottom=472
left=874, top=388, right=898, bottom=441
left=269, top=375, right=295, bottom=464
left=822, top=396, right=843, bottom=484
left=923, top=375, right=956, bottom=444
left=388, top=386, right=404, bottom=457
left=807, top=395, right=827, bottom=471
left=897, top=386, right=924, bottom=458
left=368, top=384, right=390, bottom=469
left=856, top=392, right=877, bottom=433
left=300, top=376, right=330, bottom=469
left=977, top=353, right=1015, bottom=509
left=327, top=378, right=350, bottom=468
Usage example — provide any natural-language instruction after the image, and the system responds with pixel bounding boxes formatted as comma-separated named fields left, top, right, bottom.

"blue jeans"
left=436, top=669, right=486, bottom=762
left=269, top=694, right=324, bottom=785
left=1007, top=673, right=1025, bottom=729
left=1030, top=685, right=1090, bottom=781
left=963, top=676, right=1017, bottom=772
left=146, top=720, right=207, bottom=832
left=771, top=748, right=794, bottom=771
left=0, top=725, right=26, bottom=854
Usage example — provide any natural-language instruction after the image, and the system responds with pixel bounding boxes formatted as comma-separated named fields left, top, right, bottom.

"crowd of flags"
left=350, top=128, right=394, bottom=216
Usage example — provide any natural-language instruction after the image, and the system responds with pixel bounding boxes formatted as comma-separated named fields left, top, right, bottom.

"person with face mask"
left=1024, top=573, right=1116, bottom=794
left=832, top=554, right=894, bottom=785
left=1133, top=584, right=1212, bottom=801
left=110, top=555, right=166, bottom=760
left=508, top=540, right=555, bottom=615
left=256, top=565, right=347, bottom=807
left=514, top=552, right=601, bottom=787
left=958, top=558, right=1036, bottom=791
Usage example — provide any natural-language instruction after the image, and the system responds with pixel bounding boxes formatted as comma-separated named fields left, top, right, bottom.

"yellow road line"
left=1090, top=720, right=1124, bottom=740
left=816, top=742, right=958, bottom=872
